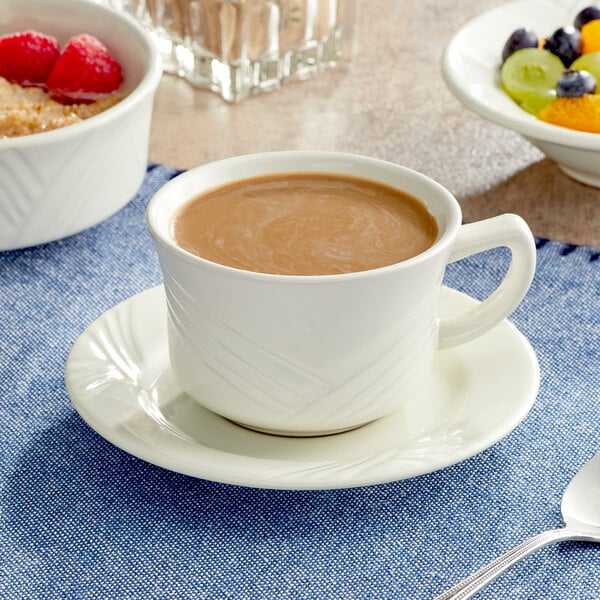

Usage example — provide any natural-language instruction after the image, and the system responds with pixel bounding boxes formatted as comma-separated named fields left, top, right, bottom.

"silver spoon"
left=436, top=452, right=600, bottom=599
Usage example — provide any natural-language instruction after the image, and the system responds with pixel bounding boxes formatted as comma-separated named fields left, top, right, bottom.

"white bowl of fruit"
left=443, top=0, right=600, bottom=188
left=0, top=0, right=162, bottom=251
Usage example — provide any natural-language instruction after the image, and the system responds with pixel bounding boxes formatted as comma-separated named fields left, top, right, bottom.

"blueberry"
left=574, top=5, right=600, bottom=29
left=556, top=69, right=597, bottom=97
left=544, top=27, right=581, bottom=66
left=501, top=28, right=538, bottom=62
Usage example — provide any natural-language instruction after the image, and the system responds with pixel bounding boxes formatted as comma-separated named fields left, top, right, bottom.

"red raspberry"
left=0, top=30, right=60, bottom=86
left=46, top=33, right=123, bottom=103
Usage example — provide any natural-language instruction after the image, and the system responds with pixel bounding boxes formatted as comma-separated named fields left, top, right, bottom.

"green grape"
left=571, top=52, right=600, bottom=92
left=501, top=48, right=564, bottom=102
left=520, top=89, right=557, bottom=115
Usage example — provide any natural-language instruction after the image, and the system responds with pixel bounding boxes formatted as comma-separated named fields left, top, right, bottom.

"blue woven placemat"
left=1, top=164, right=598, bottom=599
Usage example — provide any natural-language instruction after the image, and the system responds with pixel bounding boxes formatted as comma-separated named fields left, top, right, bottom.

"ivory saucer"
left=65, top=285, right=539, bottom=490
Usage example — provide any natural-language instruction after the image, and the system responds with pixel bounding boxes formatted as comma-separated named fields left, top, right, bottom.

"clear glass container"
left=101, top=0, right=355, bottom=102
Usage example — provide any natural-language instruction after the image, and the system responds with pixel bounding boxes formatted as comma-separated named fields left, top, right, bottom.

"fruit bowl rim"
left=442, top=0, right=600, bottom=152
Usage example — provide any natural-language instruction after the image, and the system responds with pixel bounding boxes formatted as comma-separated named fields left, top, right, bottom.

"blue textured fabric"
left=1, top=164, right=599, bottom=599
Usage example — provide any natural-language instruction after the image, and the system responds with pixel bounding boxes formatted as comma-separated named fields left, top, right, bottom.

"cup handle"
left=437, top=214, right=536, bottom=350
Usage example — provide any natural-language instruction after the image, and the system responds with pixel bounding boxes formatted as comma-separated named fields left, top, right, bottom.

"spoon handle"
left=435, top=528, right=574, bottom=599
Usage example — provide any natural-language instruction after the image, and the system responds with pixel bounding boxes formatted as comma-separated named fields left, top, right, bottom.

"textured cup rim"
left=146, top=151, right=463, bottom=282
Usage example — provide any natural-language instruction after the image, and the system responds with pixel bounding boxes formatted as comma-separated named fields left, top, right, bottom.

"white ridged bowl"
left=442, top=0, right=600, bottom=188
left=0, top=0, right=162, bottom=251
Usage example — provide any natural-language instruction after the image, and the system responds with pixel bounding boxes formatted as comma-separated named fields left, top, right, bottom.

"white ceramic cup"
left=147, top=152, right=536, bottom=436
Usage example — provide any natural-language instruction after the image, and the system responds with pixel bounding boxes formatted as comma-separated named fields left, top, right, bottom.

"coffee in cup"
left=170, top=172, right=438, bottom=276
left=147, top=151, right=536, bottom=436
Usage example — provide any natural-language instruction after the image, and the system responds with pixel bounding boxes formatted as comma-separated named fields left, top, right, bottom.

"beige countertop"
left=148, top=0, right=599, bottom=248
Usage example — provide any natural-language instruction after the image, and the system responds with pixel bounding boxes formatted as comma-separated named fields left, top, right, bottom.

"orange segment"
left=537, top=94, right=600, bottom=132
left=581, top=20, right=600, bottom=54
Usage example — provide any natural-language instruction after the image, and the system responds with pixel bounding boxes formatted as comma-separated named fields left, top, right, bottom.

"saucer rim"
left=65, top=285, right=540, bottom=490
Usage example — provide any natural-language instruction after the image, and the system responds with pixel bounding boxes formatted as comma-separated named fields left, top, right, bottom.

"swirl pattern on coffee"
left=171, top=173, right=438, bottom=276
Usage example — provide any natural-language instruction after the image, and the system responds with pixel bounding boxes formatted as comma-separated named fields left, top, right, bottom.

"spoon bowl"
left=562, top=451, right=600, bottom=532
left=437, top=452, right=600, bottom=599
